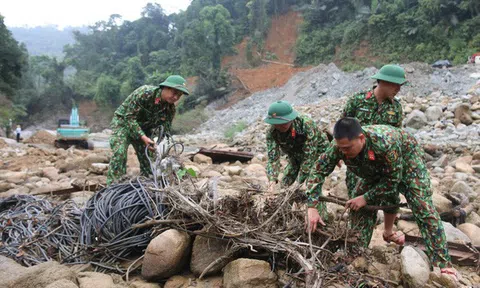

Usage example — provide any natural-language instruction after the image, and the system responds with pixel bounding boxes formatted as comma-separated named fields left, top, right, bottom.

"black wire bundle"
left=0, top=195, right=82, bottom=266
left=80, top=178, right=165, bottom=272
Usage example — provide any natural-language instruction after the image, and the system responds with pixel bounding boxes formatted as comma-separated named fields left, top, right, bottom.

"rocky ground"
left=1, top=62, right=480, bottom=288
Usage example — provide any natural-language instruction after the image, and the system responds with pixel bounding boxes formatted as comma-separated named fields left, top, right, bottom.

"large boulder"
left=142, top=229, right=191, bottom=280
left=457, top=223, right=480, bottom=246
left=397, top=220, right=420, bottom=237
left=425, top=106, right=443, bottom=122
left=77, top=272, right=114, bottom=288
left=466, top=212, right=480, bottom=227
left=454, top=103, right=473, bottom=125
left=405, top=110, right=427, bottom=129
left=223, top=258, right=277, bottom=288
left=455, top=156, right=475, bottom=174
left=190, top=235, right=231, bottom=277
left=0, top=255, right=26, bottom=284
left=400, top=246, right=430, bottom=288
left=443, top=222, right=471, bottom=244
left=449, top=181, right=476, bottom=200
left=432, top=193, right=452, bottom=214
left=5, top=260, right=76, bottom=288
left=45, top=279, right=79, bottom=288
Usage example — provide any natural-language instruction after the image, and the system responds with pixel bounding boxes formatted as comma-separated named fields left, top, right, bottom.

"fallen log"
left=196, top=148, right=254, bottom=163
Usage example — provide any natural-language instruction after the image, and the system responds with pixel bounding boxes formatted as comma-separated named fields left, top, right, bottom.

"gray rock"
left=224, top=166, right=243, bottom=176
left=223, top=258, right=277, bottom=288
left=405, top=110, right=428, bottom=129
left=5, top=260, right=76, bottom=288
left=142, top=229, right=191, bottom=280
left=449, top=181, right=476, bottom=200
left=454, top=103, right=473, bottom=125
left=401, top=246, right=430, bottom=288
left=77, top=272, right=114, bottom=288
left=45, top=279, right=79, bottom=288
left=42, top=167, right=60, bottom=181
left=466, top=212, right=480, bottom=227
left=432, top=155, right=449, bottom=168
left=443, top=222, right=471, bottom=244
left=194, top=154, right=213, bottom=165
left=89, top=163, right=109, bottom=175
left=425, top=106, right=443, bottom=121
left=190, top=235, right=231, bottom=277
left=457, top=223, right=480, bottom=246
left=432, top=193, right=452, bottom=214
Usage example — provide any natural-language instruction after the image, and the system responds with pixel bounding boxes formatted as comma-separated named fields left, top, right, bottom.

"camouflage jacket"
left=266, top=114, right=329, bottom=183
left=306, top=125, right=428, bottom=208
left=111, top=85, right=176, bottom=139
left=343, top=88, right=403, bottom=127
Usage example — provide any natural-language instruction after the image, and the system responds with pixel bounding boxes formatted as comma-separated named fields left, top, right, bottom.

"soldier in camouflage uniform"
left=342, top=64, right=405, bottom=193
left=264, top=101, right=329, bottom=191
left=305, top=118, right=454, bottom=272
left=106, top=75, right=189, bottom=185
left=341, top=65, right=406, bottom=243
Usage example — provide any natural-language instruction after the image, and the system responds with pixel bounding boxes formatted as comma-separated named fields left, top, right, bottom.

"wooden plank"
left=403, top=234, right=479, bottom=266
left=197, top=148, right=254, bottom=163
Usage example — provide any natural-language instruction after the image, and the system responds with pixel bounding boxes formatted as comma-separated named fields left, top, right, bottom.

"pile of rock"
left=23, top=130, right=56, bottom=144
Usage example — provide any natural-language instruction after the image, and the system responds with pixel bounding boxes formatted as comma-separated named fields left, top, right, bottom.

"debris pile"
left=23, top=130, right=56, bottom=145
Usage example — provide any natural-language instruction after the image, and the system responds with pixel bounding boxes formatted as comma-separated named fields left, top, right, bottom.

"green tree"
left=94, top=74, right=121, bottom=106
left=0, top=15, right=27, bottom=99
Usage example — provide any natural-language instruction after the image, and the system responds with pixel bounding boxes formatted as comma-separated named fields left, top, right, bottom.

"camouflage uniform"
left=342, top=89, right=403, bottom=197
left=306, top=125, right=451, bottom=268
left=266, top=114, right=329, bottom=189
left=106, top=85, right=176, bottom=185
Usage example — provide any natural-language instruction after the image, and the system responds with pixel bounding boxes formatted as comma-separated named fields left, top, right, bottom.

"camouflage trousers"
left=347, top=169, right=451, bottom=268
left=106, top=127, right=151, bottom=185
left=282, top=155, right=313, bottom=186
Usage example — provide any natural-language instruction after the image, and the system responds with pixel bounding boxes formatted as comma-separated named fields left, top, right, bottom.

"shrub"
left=224, top=121, right=247, bottom=140
left=171, top=105, right=209, bottom=135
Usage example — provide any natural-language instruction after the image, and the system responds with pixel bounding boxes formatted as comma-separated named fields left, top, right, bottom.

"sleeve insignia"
left=386, top=150, right=399, bottom=163
left=368, top=150, right=375, bottom=160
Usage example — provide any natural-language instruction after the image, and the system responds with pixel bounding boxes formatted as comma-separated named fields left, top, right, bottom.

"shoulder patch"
left=368, top=150, right=375, bottom=160
left=365, top=91, right=373, bottom=99
left=386, top=150, right=399, bottom=163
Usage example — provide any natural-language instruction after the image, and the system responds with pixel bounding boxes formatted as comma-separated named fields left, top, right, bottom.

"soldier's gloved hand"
left=305, top=207, right=326, bottom=233
left=346, top=195, right=367, bottom=211
left=141, top=135, right=156, bottom=152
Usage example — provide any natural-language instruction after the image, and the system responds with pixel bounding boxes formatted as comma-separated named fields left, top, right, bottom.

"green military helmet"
left=371, top=64, right=407, bottom=85
left=264, top=101, right=298, bottom=125
left=159, top=75, right=190, bottom=95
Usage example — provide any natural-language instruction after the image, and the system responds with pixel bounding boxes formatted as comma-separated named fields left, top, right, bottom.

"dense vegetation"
left=295, top=0, right=480, bottom=68
left=1, top=0, right=479, bottom=133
